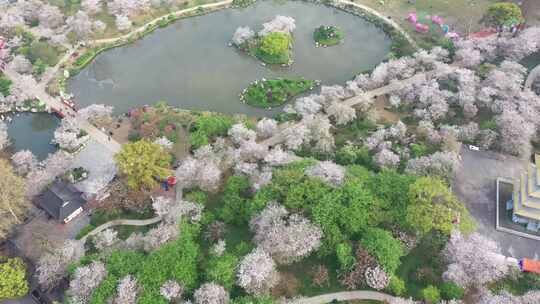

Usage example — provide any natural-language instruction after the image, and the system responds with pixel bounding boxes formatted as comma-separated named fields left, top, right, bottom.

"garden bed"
left=240, top=78, right=318, bottom=108
left=313, top=25, right=344, bottom=46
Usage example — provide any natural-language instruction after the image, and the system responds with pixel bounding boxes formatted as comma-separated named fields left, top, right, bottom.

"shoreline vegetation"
left=240, top=78, right=319, bottom=108
left=313, top=25, right=344, bottom=47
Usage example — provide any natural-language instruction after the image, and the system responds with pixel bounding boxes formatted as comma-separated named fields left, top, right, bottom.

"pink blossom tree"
left=237, top=247, right=279, bottom=295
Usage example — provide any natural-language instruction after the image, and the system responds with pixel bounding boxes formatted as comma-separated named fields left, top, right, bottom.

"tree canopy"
left=483, top=3, right=524, bottom=27
left=0, top=160, right=30, bottom=240
left=0, top=257, right=29, bottom=300
left=115, top=140, right=172, bottom=190
left=360, top=227, right=404, bottom=274
left=406, top=176, right=475, bottom=236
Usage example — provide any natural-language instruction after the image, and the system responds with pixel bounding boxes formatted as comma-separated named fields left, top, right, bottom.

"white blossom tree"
left=9, top=55, right=33, bottom=74
left=405, top=151, right=460, bottom=180
left=442, top=230, right=512, bottom=288
left=250, top=202, right=322, bottom=264
left=93, top=228, right=120, bottom=251
left=36, top=240, right=85, bottom=290
left=194, top=283, right=230, bottom=304
left=82, top=0, right=103, bottom=15
left=38, top=4, right=64, bottom=29
left=115, top=14, right=132, bottom=32
left=160, top=280, right=184, bottom=302
left=256, top=118, right=278, bottom=139
left=232, top=26, right=254, bottom=46
left=228, top=123, right=256, bottom=145
left=11, top=150, right=37, bottom=175
left=264, top=146, right=299, bottom=167
left=68, top=261, right=108, bottom=304
left=237, top=247, right=279, bottom=295
left=115, top=275, right=139, bottom=304
left=326, top=102, right=356, bottom=126
left=258, top=15, right=296, bottom=36
left=374, top=148, right=400, bottom=170
left=305, top=161, right=344, bottom=187
left=66, top=11, right=94, bottom=41
left=364, top=266, right=390, bottom=290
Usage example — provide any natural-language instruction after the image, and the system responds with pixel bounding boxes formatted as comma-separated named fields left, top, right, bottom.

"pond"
left=6, top=113, right=59, bottom=161
left=68, top=0, right=391, bottom=116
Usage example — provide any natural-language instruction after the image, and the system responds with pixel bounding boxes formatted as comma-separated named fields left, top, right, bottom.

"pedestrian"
left=108, top=136, right=111, bottom=141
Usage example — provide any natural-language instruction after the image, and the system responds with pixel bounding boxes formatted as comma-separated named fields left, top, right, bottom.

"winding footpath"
left=291, top=291, right=396, bottom=304
left=79, top=216, right=162, bottom=243
left=525, top=64, right=540, bottom=89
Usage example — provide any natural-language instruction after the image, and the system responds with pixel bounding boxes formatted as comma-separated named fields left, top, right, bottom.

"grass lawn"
left=76, top=207, right=156, bottom=240
left=241, top=79, right=317, bottom=108
left=313, top=25, right=344, bottom=46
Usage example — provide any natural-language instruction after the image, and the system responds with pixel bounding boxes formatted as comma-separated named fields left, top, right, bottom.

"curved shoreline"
left=58, top=0, right=416, bottom=86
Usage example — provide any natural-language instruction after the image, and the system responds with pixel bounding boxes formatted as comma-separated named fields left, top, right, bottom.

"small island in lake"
left=232, top=15, right=296, bottom=66
left=240, top=78, right=318, bottom=108
left=313, top=25, right=344, bottom=47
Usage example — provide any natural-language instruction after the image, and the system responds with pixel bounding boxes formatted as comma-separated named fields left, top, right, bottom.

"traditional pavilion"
left=512, top=154, right=540, bottom=229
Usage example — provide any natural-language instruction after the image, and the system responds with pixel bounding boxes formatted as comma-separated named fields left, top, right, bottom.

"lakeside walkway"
left=291, top=291, right=396, bottom=304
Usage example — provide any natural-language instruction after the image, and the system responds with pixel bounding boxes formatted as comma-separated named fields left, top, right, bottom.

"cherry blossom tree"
left=258, top=15, right=296, bottom=36
left=93, top=228, right=120, bottom=251
left=68, top=261, right=108, bottom=304
left=107, top=0, right=150, bottom=17
left=77, top=104, right=114, bottom=126
left=232, top=26, right=255, bottom=46
left=250, top=202, right=322, bottom=264
left=53, top=117, right=89, bottom=151
left=228, top=123, right=256, bottom=145
left=26, top=151, right=74, bottom=197
left=264, top=146, right=299, bottom=167
left=160, top=280, right=184, bottom=302
left=374, top=148, right=400, bottom=170
left=364, top=266, right=390, bottom=290
left=36, top=240, right=85, bottom=290
left=237, top=247, right=279, bottom=295
left=38, top=4, right=64, bottom=29
left=115, top=275, right=139, bottom=304
left=305, top=161, right=344, bottom=187
left=326, top=101, right=356, bottom=126
left=406, top=151, right=460, bottom=180
left=496, top=109, right=536, bottom=157
left=282, top=124, right=310, bottom=150
left=442, top=230, right=512, bottom=288
left=10, top=150, right=37, bottom=176
left=66, top=11, right=94, bottom=40
left=9, top=55, right=32, bottom=74
left=256, top=118, right=278, bottom=139
left=115, top=14, right=132, bottom=32
left=176, top=156, right=222, bottom=193
left=194, top=283, right=229, bottom=304
left=82, top=0, right=103, bottom=15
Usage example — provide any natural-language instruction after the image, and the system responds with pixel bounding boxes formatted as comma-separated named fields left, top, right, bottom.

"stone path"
left=79, top=216, right=162, bottom=243
left=291, top=291, right=396, bottom=304
left=525, top=64, right=540, bottom=89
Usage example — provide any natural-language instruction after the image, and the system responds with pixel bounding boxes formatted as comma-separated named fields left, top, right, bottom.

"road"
left=290, top=291, right=396, bottom=304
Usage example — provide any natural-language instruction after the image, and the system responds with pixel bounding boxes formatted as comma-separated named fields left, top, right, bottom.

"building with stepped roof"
left=512, top=154, right=540, bottom=227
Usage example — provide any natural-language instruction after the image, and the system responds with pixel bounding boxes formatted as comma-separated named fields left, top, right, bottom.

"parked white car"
left=468, top=145, right=480, bottom=151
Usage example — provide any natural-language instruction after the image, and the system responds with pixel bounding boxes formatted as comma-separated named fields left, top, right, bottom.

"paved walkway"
left=261, top=72, right=431, bottom=147
left=336, top=0, right=417, bottom=49
left=92, top=0, right=233, bottom=45
left=291, top=291, right=396, bottom=304
left=79, top=216, right=162, bottom=243
left=525, top=64, right=540, bottom=89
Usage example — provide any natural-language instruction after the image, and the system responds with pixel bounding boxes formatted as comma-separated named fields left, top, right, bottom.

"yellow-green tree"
left=259, top=32, right=291, bottom=57
left=115, top=140, right=172, bottom=189
left=406, top=176, right=475, bottom=236
left=0, top=257, right=29, bottom=300
left=483, top=3, right=524, bottom=27
left=0, top=160, right=30, bottom=240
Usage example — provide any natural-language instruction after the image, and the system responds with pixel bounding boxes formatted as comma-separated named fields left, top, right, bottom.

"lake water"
left=6, top=113, right=59, bottom=160
left=68, top=0, right=391, bottom=116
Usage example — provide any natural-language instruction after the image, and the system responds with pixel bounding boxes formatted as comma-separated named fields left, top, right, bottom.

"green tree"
left=204, top=253, right=239, bottom=289
left=259, top=32, right=291, bottom=57
left=421, top=285, right=441, bottom=304
left=386, top=276, right=405, bottom=296
left=360, top=228, right=404, bottom=274
left=336, top=243, right=355, bottom=272
left=440, top=282, right=464, bottom=300
left=483, top=3, right=524, bottom=27
left=0, top=257, right=29, bottom=300
left=189, top=114, right=234, bottom=149
left=406, top=177, right=475, bottom=236
left=219, top=176, right=254, bottom=224
left=115, top=140, right=172, bottom=190
left=0, top=76, right=12, bottom=97
left=0, top=160, right=31, bottom=240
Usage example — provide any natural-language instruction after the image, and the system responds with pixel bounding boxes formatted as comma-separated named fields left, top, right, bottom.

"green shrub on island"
left=313, top=25, right=344, bottom=46
left=241, top=78, right=317, bottom=108
left=252, top=32, right=292, bottom=65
